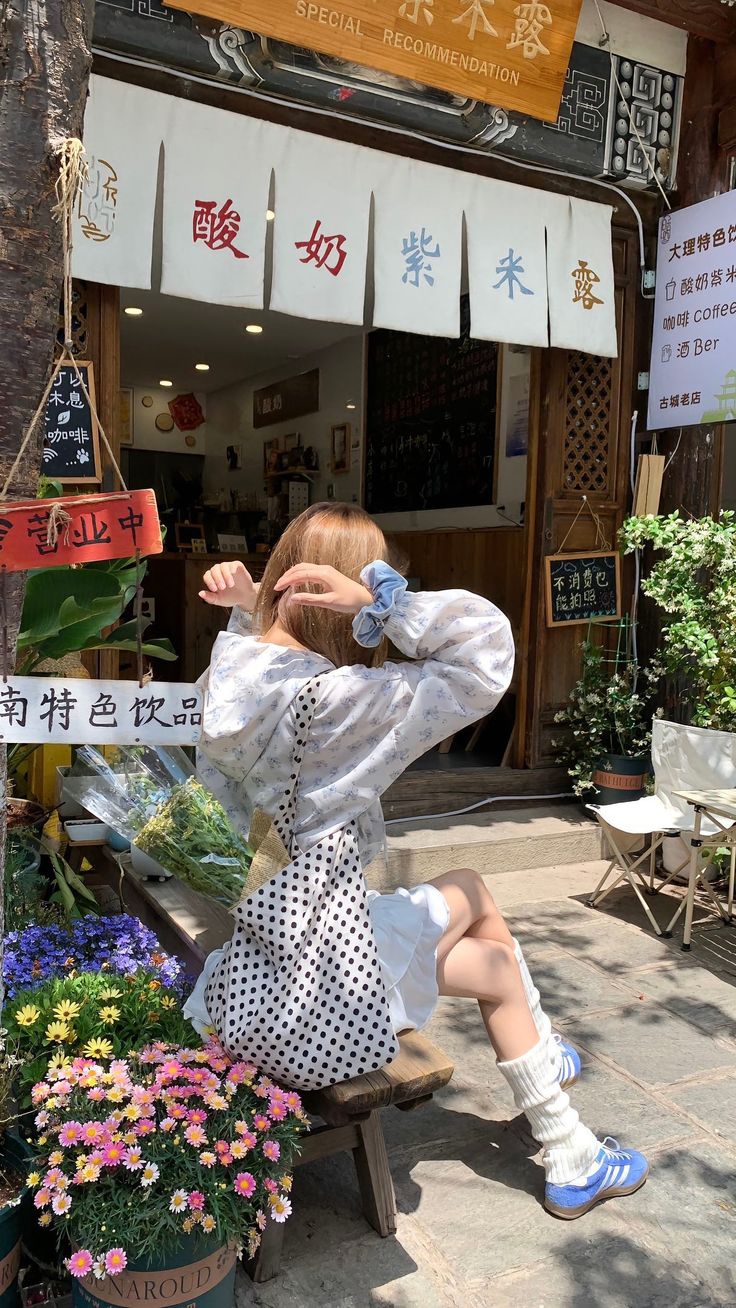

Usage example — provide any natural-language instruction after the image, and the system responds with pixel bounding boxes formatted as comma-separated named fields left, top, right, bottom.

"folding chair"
left=587, top=719, right=736, bottom=940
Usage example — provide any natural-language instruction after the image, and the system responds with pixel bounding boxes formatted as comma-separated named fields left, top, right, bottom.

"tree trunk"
left=0, top=0, right=95, bottom=991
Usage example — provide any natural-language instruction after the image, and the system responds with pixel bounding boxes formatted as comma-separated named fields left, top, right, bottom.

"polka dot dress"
left=205, top=680, right=399, bottom=1091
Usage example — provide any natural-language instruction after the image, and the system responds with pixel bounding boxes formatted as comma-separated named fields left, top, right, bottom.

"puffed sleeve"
left=227, top=606, right=254, bottom=637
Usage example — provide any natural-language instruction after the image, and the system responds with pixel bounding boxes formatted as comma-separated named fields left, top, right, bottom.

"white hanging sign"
left=0, top=680, right=203, bottom=745
left=270, top=133, right=372, bottom=327
left=466, top=176, right=550, bottom=348
left=72, top=76, right=173, bottom=290
left=372, top=156, right=464, bottom=338
left=546, top=196, right=618, bottom=358
left=161, top=101, right=280, bottom=308
left=648, top=191, right=736, bottom=431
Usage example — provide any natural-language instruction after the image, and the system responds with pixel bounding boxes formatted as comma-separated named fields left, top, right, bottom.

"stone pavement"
left=237, top=862, right=736, bottom=1308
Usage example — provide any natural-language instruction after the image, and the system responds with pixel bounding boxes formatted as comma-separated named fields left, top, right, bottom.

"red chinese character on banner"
left=295, top=220, right=347, bottom=277
left=192, top=200, right=248, bottom=260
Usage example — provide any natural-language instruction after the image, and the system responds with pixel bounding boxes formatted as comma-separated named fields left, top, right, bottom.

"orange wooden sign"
left=0, top=490, right=163, bottom=572
left=167, top=0, right=584, bottom=122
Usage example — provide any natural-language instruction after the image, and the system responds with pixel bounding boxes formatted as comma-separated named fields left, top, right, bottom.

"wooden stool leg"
left=249, top=1215, right=285, bottom=1283
left=352, top=1111, right=397, bottom=1237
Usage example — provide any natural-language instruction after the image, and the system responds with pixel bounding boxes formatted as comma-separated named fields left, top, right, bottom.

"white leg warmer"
left=497, top=1036, right=599, bottom=1184
left=513, top=939, right=561, bottom=1078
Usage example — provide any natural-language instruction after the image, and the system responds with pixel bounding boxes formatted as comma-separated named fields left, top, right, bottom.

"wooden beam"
left=611, top=0, right=736, bottom=44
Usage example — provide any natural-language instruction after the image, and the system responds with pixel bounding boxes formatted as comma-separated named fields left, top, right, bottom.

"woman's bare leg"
left=431, top=868, right=538, bottom=1062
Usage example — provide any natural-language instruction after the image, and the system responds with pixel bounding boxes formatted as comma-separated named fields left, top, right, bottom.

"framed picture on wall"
left=120, top=389, right=133, bottom=447
left=331, top=423, right=350, bottom=474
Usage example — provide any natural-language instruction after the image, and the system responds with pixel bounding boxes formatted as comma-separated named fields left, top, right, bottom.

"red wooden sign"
left=0, top=490, right=163, bottom=572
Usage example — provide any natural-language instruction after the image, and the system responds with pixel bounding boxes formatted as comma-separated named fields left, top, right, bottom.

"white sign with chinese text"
left=0, top=680, right=203, bottom=746
left=546, top=196, right=618, bottom=358
left=161, top=101, right=284, bottom=307
left=270, top=134, right=372, bottom=327
left=373, top=155, right=464, bottom=338
left=72, top=77, right=175, bottom=290
left=465, top=176, right=550, bottom=347
left=648, top=191, right=736, bottom=431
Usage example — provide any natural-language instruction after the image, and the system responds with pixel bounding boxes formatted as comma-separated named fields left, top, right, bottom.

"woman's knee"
left=435, top=866, right=490, bottom=905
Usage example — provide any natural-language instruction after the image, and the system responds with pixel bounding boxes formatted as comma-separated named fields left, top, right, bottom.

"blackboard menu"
left=365, top=301, right=497, bottom=514
left=43, top=361, right=101, bottom=483
left=545, top=552, right=621, bottom=628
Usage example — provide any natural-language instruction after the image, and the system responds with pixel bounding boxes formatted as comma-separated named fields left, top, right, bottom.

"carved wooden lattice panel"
left=562, top=352, right=613, bottom=495
left=56, top=280, right=89, bottom=356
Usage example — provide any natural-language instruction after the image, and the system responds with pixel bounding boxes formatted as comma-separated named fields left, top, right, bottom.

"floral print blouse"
left=197, top=565, right=515, bottom=865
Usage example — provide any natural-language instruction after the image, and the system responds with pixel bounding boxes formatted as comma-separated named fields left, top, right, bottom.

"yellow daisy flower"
left=49, top=1151, right=64, bottom=1167
left=83, top=1038, right=114, bottom=1060
left=53, top=1000, right=82, bottom=1023
left=99, top=1005, right=121, bottom=1025
left=98, top=987, right=122, bottom=1001
left=201, top=1215, right=216, bottom=1234
left=160, top=997, right=177, bottom=1011
left=27, top=1172, right=41, bottom=1188
left=48, top=1053, right=72, bottom=1076
left=107, top=1087, right=125, bottom=1103
left=15, top=1005, right=40, bottom=1027
left=45, top=1022, right=71, bottom=1044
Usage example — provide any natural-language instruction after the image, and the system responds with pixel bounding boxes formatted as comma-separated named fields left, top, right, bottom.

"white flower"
left=141, top=1163, right=159, bottom=1188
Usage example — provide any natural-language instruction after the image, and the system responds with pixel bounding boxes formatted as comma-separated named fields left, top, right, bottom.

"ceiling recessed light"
left=266, top=209, right=275, bottom=221
left=159, top=379, right=173, bottom=388
left=195, top=363, right=210, bottom=372
left=245, top=324, right=263, bottom=335
left=346, top=402, right=357, bottom=410
left=124, top=307, right=143, bottom=317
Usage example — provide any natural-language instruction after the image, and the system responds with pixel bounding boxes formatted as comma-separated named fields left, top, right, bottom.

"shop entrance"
left=113, top=283, right=531, bottom=772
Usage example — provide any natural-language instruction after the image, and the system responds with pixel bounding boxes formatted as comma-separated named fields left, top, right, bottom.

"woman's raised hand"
left=274, top=563, right=372, bottom=615
left=199, top=560, right=259, bottom=612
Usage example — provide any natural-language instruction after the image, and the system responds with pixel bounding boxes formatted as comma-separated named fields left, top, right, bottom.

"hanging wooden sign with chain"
left=0, top=490, right=163, bottom=571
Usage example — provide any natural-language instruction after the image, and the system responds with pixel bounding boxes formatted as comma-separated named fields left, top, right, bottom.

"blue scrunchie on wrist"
left=352, top=562, right=409, bottom=648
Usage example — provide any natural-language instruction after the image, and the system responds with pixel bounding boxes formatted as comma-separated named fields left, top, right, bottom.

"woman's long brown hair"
left=253, top=503, right=401, bottom=667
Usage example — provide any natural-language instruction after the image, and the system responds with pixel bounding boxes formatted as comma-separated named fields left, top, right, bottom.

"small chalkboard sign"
left=545, top=551, right=621, bottom=628
left=42, top=361, right=102, bottom=484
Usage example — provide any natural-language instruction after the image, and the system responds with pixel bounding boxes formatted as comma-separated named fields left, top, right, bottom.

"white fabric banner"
left=72, top=76, right=171, bottom=290
left=270, top=133, right=372, bottom=327
left=161, top=100, right=282, bottom=307
left=466, top=177, right=550, bottom=348
left=546, top=197, right=618, bottom=357
left=372, top=156, right=464, bottom=339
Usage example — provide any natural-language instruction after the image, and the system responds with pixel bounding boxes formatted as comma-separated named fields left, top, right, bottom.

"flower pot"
left=591, top=754, right=649, bottom=805
left=73, top=1239, right=236, bottom=1308
left=0, top=1131, right=34, bottom=1308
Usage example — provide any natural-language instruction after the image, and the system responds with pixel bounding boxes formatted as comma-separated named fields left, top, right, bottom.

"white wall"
left=204, top=336, right=363, bottom=508
left=131, top=387, right=207, bottom=455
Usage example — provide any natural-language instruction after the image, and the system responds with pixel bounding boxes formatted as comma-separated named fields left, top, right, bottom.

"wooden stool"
left=250, top=1031, right=454, bottom=1283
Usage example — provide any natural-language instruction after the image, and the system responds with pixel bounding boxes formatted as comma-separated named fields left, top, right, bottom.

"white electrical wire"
left=93, top=44, right=648, bottom=274
left=385, top=790, right=573, bottom=826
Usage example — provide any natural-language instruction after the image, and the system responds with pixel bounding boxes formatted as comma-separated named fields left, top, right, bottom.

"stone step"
left=375, top=803, right=602, bottom=892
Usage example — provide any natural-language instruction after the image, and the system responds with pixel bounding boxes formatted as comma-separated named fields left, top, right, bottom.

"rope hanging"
left=556, top=495, right=611, bottom=554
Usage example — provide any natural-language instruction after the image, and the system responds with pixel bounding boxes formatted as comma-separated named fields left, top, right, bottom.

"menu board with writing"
left=365, top=305, right=497, bottom=514
left=43, top=362, right=102, bottom=483
left=545, top=552, right=621, bottom=628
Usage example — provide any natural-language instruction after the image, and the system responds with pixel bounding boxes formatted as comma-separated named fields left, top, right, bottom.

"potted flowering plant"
left=554, top=638, right=652, bottom=803
left=28, top=1039, right=303, bottom=1308
left=0, top=1032, right=29, bottom=1308
left=5, top=972, right=193, bottom=1104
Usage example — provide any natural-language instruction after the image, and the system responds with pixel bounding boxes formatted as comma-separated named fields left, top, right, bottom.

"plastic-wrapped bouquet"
left=67, top=748, right=252, bottom=906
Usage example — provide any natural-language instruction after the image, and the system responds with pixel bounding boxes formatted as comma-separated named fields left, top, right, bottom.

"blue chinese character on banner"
left=493, top=248, right=534, bottom=301
left=401, top=228, right=441, bottom=287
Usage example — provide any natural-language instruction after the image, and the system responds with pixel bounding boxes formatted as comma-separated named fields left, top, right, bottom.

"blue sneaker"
left=545, top=1138, right=649, bottom=1220
left=553, top=1034, right=581, bottom=1089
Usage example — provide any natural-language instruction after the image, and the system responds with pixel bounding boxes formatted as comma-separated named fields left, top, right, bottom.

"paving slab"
left=561, top=1000, right=736, bottom=1087
left=665, top=1072, right=736, bottom=1140
left=618, top=959, right=736, bottom=1041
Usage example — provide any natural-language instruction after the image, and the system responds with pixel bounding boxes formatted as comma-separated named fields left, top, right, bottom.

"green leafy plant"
left=16, top=557, right=175, bottom=674
left=620, top=512, right=736, bottom=731
left=554, top=638, right=652, bottom=797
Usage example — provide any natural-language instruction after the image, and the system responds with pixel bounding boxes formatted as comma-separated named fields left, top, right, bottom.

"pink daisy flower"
left=87, top=1088, right=105, bottom=1102
left=199, top=1151, right=217, bottom=1168
left=52, top=1193, right=72, bottom=1216
left=81, top=1123, right=104, bottom=1145
left=263, top=1178, right=278, bottom=1195
left=253, top=1115, right=270, bottom=1132
left=68, top=1251, right=93, bottom=1278
left=284, top=1092, right=302, bottom=1113
left=187, top=1109, right=207, bottom=1125
left=122, top=1147, right=143, bottom=1171
left=103, top=1144, right=125, bottom=1166
left=184, top=1125, right=206, bottom=1147
left=160, top=1118, right=176, bottom=1133
left=263, top=1141, right=281, bottom=1162
left=188, top=1191, right=205, bottom=1211
left=256, top=1210, right=267, bottom=1232
left=35, top=1111, right=50, bottom=1129
left=233, top=1172, right=256, bottom=1199
left=136, top=1120, right=155, bottom=1137
left=269, top=1103, right=287, bottom=1122
left=59, top=1123, right=82, bottom=1147
left=104, top=1249, right=127, bottom=1276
